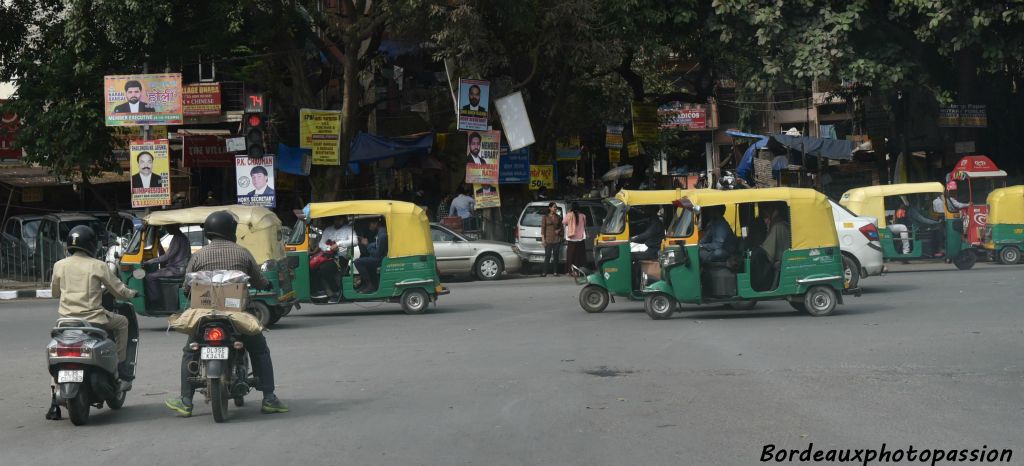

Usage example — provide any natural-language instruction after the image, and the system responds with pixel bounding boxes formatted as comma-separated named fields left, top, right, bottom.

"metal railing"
left=0, top=241, right=51, bottom=288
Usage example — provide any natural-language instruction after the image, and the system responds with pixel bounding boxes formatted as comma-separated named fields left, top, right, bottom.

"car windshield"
left=58, top=220, right=102, bottom=238
left=667, top=208, right=695, bottom=237
left=520, top=205, right=550, bottom=227
left=22, top=220, right=41, bottom=240
left=601, top=200, right=626, bottom=234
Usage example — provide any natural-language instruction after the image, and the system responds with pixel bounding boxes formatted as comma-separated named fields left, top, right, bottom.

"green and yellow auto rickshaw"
left=839, top=182, right=976, bottom=269
left=114, top=206, right=296, bottom=327
left=576, top=189, right=687, bottom=313
left=983, top=185, right=1024, bottom=264
left=286, top=200, right=447, bottom=314
left=643, top=188, right=853, bottom=320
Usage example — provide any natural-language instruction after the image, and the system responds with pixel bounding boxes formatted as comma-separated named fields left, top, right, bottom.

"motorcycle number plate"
left=57, top=370, right=84, bottom=383
left=201, top=347, right=229, bottom=360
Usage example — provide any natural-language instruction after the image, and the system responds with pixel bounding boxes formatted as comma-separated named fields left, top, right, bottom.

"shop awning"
left=349, top=132, right=434, bottom=164
left=771, top=134, right=854, bottom=160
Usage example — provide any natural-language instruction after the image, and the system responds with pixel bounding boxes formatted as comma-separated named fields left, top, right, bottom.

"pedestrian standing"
left=563, top=203, right=587, bottom=276
left=540, top=202, right=563, bottom=277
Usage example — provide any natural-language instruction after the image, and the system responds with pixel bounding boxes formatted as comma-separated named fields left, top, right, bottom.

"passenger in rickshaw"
left=143, top=224, right=190, bottom=307
left=354, top=217, right=388, bottom=293
left=888, top=203, right=911, bottom=254
left=629, top=206, right=666, bottom=261
left=751, top=202, right=791, bottom=291
left=697, top=205, right=738, bottom=264
left=312, top=216, right=354, bottom=302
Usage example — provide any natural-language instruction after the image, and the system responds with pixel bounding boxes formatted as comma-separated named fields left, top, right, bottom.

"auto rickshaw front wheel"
left=998, top=246, right=1021, bottom=265
left=953, top=249, right=977, bottom=270
left=644, top=292, right=676, bottom=320
left=800, top=286, right=837, bottom=317
left=247, top=301, right=272, bottom=328
left=579, top=285, right=609, bottom=313
left=401, top=288, right=429, bottom=315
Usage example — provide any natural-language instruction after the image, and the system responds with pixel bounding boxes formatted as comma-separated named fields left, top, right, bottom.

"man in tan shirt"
left=50, top=226, right=137, bottom=373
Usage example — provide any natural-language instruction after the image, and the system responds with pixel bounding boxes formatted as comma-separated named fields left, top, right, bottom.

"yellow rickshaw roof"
left=306, top=200, right=434, bottom=258
left=614, top=189, right=685, bottom=206
left=143, top=206, right=283, bottom=263
left=839, top=182, right=944, bottom=228
left=681, top=188, right=838, bottom=249
left=986, top=185, right=1024, bottom=225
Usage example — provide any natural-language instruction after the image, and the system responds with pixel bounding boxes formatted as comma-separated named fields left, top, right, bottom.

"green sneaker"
left=165, top=397, right=193, bottom=417
left=261, top=396, right=289, bottom=414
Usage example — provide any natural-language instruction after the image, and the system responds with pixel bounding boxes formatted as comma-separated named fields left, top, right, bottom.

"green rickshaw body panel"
left=337, top=255, right=440, bottom=300
left=989, top=224, right=1024, bottom=247
left=735, top=247, right=844, bottom=299
left=878, top=220, right=965, bottom=260
left=662, top=245, right=702, bottom=302
left=119, top=263, right=288, bottom=317
left=287, top=250, right=312, bottom=301
left=593, top=243, right=636, bottom=298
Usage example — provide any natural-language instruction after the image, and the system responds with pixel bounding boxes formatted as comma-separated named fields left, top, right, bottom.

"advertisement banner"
left=465, top=130, right=501, bottom=184
left=556, top=136, right=582, bottom=161
left=0, top=101, right=20, bottom=159
left=235, top=156, right=276, bottom=208
left=658, top=102, right=711, bottom=130
left=182, top=82, right=222, bottom=116
left=529, top=165, right=554, bottom=190
left=938, top=104, right=987, bottom=128
left=609, top=148, right=620, bottom=164
left=630, top=102, right=659, bottom=142
left=299, top=109, right=342, bottom=165
left=457, top=79, right=490, bottom=131
left=473, top=183, right=500, bottom=208
left=129, top=140, right=171, bottom=208
left=605, top=123, right=624, bottom=149
left=183, top=135, right=234, bottom=168
left=499, top=145, right=530, bottom=184
left=104, top=74, right=183, bottom=126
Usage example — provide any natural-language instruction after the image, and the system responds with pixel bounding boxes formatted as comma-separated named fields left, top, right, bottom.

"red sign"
left=183, top=135, right=234, bottom=167
left=658, top=102, right=714, bottom=131
left=0, top=101, right=20, bottom=159
left=182, top=82, right=222, bottom=116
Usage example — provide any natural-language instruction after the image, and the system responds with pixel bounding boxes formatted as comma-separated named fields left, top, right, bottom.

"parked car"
left=829, top=199, right=884, bottom=289
left=513, top=200, right=606, bottom=270
left=1, top=214, right=42, bottom=256
left=35, top=213, right=104, bottom=276
left=431, top=223, right=521, bottom=280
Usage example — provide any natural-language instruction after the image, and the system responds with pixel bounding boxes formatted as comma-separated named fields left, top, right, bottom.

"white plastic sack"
left=630, top=242, right=648, bottom=253
left=185, top=270, right=250, bottom=287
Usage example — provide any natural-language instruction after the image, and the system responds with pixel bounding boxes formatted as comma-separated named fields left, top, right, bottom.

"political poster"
left=129, top=140, right=171, bottom=208
left=605, top=124, right=624, bottom=149
left=630, top=102, right=659, bottom=142
left=499, top=145, right=530, bottom=184
left=529, top=165, right=554, bottom=190
left=465, top=130, right=501, bottom=184
left=457, top=79, right=490, bottom=131
left=473, top=183, right=500, bottom=209
left=104, top=74, right=183, bottom=126
left=182, top=82, right=222, bottom=116
left=299, top=109, right=342, bottom=165
left=235, top=155, right=276, bottom=208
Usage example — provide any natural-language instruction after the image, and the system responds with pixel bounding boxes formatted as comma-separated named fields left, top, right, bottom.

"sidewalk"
left=0, top=280, right=52, bottom=300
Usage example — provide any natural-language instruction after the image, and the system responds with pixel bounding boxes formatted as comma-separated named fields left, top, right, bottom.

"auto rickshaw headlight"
left=659, top=249, right=678, bottom=267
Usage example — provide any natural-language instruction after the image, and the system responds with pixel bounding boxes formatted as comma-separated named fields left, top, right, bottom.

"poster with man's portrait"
left=129, top=140, right=171, bottom=208
left=236, top=156, right=276, bottom=207
left=457, top=78, right=490, bottom=131
left=104, top=74, right=183, bottom=126
left=473, top=183, right=500, bottom=209
left=464, top=130, right=501, bottom=184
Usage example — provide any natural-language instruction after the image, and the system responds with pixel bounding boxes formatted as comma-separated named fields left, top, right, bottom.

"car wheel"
left=998, top=246, right=1020, bottom=265
left=841, top=253, right=860, bottom=289
left=474, top=254, right=504, bottom=281
left=803, top=286, right=837, bottom=316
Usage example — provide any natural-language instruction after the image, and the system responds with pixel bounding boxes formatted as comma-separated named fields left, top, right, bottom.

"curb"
left=0, top=289, right=52, bottom=300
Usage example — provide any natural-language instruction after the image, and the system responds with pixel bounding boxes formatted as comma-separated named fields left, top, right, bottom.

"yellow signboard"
left=299, top=109, right=342, bottom=165
left=529, top=165, right=554, bottom=190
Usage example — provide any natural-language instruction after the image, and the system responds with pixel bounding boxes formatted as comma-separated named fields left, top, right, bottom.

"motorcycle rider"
left=50, top=225, right=138, bottom=380
left=164, top=210, right=288, bottom=417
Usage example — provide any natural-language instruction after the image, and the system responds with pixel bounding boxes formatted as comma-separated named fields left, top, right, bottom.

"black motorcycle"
left=186, top=315, right=254, bottom=423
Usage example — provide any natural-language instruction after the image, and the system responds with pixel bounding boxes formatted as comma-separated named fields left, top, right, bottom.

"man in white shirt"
left=449, top=190, right=476, bottom=219
left=314, top=216, right=354, bottom=301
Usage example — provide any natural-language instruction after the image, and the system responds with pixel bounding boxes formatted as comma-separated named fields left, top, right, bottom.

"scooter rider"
left=164, top=210, right=289, bottom=416
left=50, top=225, right=138, bottom=379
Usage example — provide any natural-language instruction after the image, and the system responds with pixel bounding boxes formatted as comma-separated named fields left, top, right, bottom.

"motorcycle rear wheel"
left=107, top=388, right=127, bottom=410
left=68, top=389, right=91, bottom=426
left=210, top=378, right=229, bottom=423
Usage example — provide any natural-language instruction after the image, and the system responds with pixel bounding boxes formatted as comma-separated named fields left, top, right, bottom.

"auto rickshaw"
left=947, top=155, right=1007, bottom=250
left=286, top=200, right=447, bottom=314
left=839, top=182, right=976, bottom=269
left=114, top=206, right=296, bottom=327
left=643, top=188, right=853, bottom=320
left=576, top=189, right=687, bottom=313
left=983, top=185, right=1024, bottom=264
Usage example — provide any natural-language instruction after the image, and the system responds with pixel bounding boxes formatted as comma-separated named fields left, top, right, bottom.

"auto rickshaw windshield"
left=667, top=207, right=695, bottom=237
left=601, top=199, right=627, bottom=235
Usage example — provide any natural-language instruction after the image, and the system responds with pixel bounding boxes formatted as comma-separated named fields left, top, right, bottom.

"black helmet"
left=203, top=210, right=237, bottom=242
left=66, top=225, right=97, bottom=255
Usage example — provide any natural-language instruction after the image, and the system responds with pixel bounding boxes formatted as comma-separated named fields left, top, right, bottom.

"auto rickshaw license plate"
left=57, top=370, right=84, bottom=383
left=201, top=347, right=229, bottom=360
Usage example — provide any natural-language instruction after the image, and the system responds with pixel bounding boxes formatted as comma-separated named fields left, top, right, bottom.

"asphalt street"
left=1, top=263, right=1021, bottom=465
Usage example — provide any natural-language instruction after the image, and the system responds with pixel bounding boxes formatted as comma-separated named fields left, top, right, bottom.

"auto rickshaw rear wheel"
left=644, top=292, right=676, bottom=320
left=579, top=285, right=609, bottom=313
left=953, top=249, right=977, bottom=270
left=247, top=301, right=272, bottom=328
left=998, top=246, right=1020, bottom=265
left=802, top=286, right=837, bottom=316
left=401, top=288, right=429, bottom=314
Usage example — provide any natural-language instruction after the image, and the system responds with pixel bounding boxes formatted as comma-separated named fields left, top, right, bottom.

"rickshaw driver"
left=142, top=224, right=190, bottom=306
left=698, top=205, right=738, bottom=263
left=629, top=207, right=666, bottom=261
left=354, top=218, right=388, bottom=293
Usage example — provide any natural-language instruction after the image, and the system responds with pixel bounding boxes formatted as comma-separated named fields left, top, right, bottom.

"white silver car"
left=431, top=223, right=522, bottom=280
left=830, top=199, right=884, bottom=289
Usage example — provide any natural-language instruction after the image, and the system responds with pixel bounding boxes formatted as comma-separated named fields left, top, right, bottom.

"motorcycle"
left=45, top=304, right=139, bottom=426
left=185, top=314, right=254, bottom=423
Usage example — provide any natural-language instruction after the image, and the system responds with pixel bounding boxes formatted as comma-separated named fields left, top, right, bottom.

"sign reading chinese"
left=631, top=103, right=659, bottom=142
left=0, top=101, right=20, bottom=159
left=457, top=79, right=490, bottom=131
left=605, top=123, right=624, bottom=149
left=529, top=165, right=554, bottom=190
left=235, top=155, right=276, bottom=208
left=465, top=130, right=501, bottom=184
left=183, top=135, right=234, bottom=168
left=938, top=104, right=987, bottom=128
left=299, top=109, right=342, bottom=165
left=129, top=140, right=171, bottom=208
left=182, top=82, right=222, bottom=116
left=658, top=102, right=714, bottom=130
left=473, top=183, right=500, bottom=208
left=499, top=145, right=530, bottom=184
left=104, top=74, right=183, bottom=126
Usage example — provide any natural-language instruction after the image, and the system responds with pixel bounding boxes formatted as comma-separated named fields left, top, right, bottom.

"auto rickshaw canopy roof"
left=305, top=200, right=433, bottom=258
left=839, top=182, right=944, bottom=228
left=986, top=185, right=1024, bottom=225
left=614, top=189, right=684, bottom=206
left=680, top=187, right=838, bottom=249
left=143, top=205, right=284, bottom=263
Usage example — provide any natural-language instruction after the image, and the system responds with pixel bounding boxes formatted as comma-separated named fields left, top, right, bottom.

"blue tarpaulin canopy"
left=771, top=134, right=853, bottom=160
left=349, top=131, right=434, bottom=164
left=729, top=130, right=770, bottom=183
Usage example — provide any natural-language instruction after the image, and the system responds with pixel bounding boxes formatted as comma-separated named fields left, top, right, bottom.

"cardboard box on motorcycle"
left=167, top=282, right=263, bottom=336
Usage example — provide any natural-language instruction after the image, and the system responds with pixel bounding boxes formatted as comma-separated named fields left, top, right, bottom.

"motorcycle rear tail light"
left=204, top=327, right=226, bottom=342
left=859, top=223, right=880, bottom=241
left=53, top=345, right=89, bottom=358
